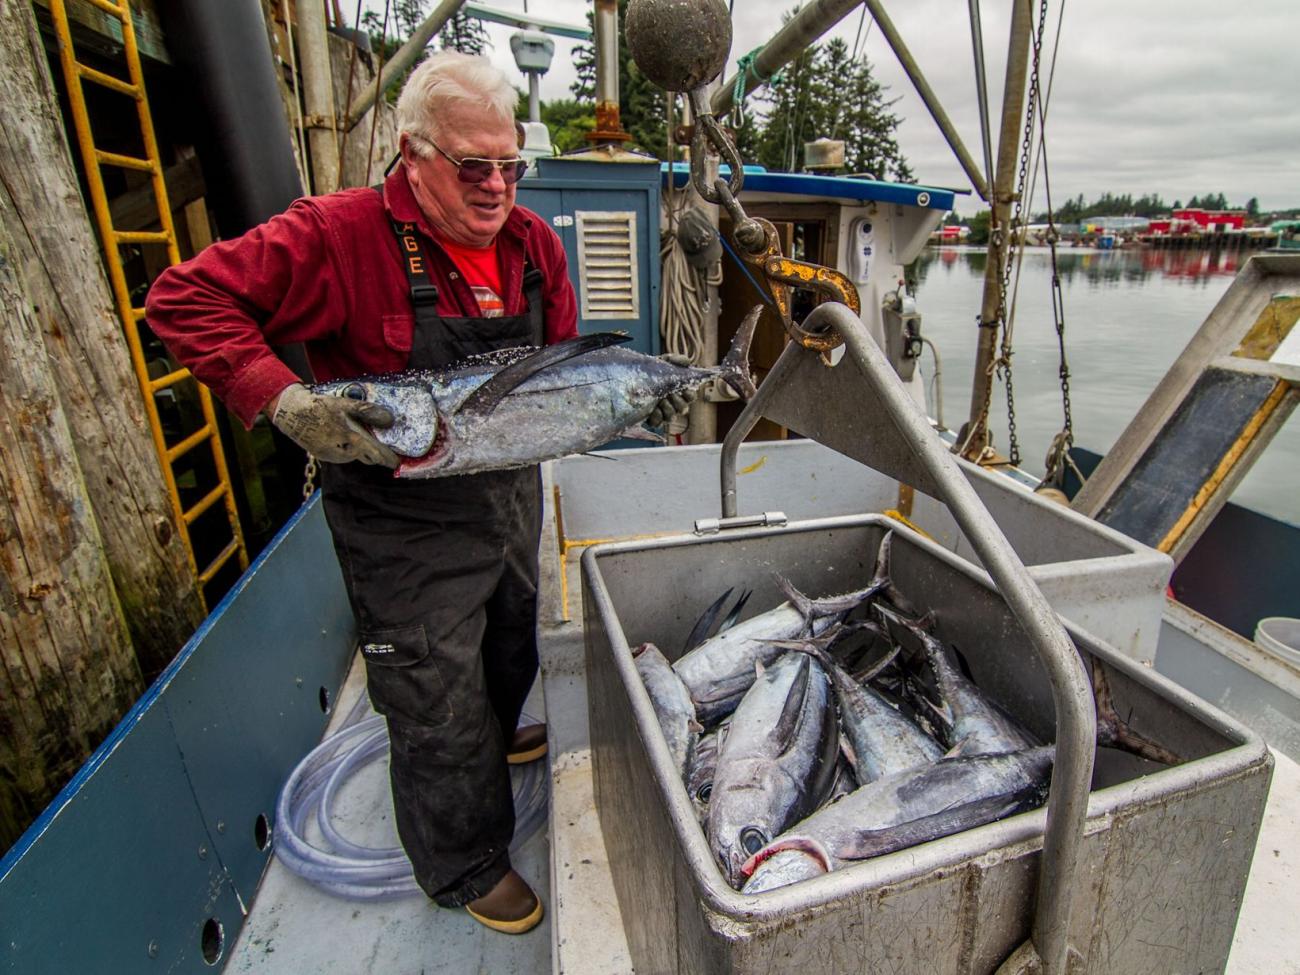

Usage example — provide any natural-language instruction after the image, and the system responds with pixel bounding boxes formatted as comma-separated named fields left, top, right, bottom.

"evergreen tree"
left=751, top=42, right=818, bottom=172
left=748, top=32, right=910, bottom=180
left=394, top=0, right=428, bottom=39
left=361, top=4, right=490, bottom=103
left=967, top=209, right=992, bottom=245
left=439, top=11, right=490, bottom=56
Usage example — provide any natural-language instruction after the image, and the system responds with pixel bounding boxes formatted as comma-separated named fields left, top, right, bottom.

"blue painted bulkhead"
left=0, top=498, right=355, bottom=974
left=517, top=156, right=662, bottom=354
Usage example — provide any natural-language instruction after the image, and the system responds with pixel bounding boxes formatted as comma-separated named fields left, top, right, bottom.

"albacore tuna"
left=632, top=643, right=701, bottom=780
left=706, top=653, right=840, bottom=888
left=311, top=307, right=760, bottom=478
left=672, top=534, right=899, bottom=726
left=741, top=746, right=1056, bottom=894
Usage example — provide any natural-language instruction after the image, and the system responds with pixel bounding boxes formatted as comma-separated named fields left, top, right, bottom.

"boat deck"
left=226, top=479, right=1300, bottom=974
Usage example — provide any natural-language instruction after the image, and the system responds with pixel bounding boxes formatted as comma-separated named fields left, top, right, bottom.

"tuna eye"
left=740, top=827, right=767, bottom=856
left=695, top=783, right=712, bottom=803
left=343, top=383, right=367, bottom=401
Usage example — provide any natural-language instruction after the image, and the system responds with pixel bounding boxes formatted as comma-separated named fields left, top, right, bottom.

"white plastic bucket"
left=1254, top=617, right=1300, bottom=668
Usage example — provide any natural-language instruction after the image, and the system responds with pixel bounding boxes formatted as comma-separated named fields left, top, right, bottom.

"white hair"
left=396, top=51, right=517, bottom=155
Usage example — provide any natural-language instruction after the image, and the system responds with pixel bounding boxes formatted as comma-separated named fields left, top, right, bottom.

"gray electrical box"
left=882, top=293, right=923, bottom=381
left=510, top=30, right=555, bottom=73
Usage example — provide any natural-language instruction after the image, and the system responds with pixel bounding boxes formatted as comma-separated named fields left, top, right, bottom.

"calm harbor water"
left=910, top=245, right=1298, bottom=526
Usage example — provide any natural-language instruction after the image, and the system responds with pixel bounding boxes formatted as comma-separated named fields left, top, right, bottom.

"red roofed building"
left=1169, top=208, right=1246, bottom=232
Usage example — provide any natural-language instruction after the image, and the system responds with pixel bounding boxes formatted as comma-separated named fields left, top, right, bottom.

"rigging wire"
left=335, top=0, right=366, bottom=183
left=281, top=0, right=311, bottom=192
left=849, top=4, right=868, bottom=61
left=659, top=95, right=713, bottom=367
left=1034, top=0, right=1077, bottom=487
left=364, top=0, right=394, bottom=188
left=992, top=0, right=1053, bottom=466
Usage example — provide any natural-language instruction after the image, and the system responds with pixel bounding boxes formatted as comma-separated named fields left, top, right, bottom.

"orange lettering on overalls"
left=403, top=235, right=419, bottom=253
left=408, top=255, right=424, bottom=275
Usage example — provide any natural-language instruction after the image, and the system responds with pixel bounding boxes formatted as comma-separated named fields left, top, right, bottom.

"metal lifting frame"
left=48, top=0, right=248, bottom=610
left=720, top=304, right=1097, bottom=975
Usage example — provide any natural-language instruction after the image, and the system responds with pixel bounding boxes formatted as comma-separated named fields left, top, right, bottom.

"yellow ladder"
left=48, top=0, right=248, bottom=610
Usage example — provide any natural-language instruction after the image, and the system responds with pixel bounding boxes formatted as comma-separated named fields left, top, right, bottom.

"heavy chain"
left=1041, top=231, right=1075, bottom=486
left=686, top=85, right=856, bottom=353
left=302, top=453, right=318, bottom=502
left=988, top=0, right=1049, bottom=467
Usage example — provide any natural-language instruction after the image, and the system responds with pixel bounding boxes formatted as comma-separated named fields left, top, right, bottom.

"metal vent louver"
left=575, top=210, right=639, bottom=320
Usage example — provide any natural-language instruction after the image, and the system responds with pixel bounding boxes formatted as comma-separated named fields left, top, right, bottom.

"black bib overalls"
left=319, top=222, right=547, bottom=907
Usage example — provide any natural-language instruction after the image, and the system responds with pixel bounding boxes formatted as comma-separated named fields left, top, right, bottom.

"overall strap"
left=522, top=259, right=545, bottom=346
left=384, top=197, right=442, bottom=337
left=374, top=184, right=442, bottom=340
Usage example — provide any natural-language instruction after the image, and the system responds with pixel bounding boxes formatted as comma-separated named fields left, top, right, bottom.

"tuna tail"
left=683, top=588, right=737, bottom=654
left=774, top=575, right=886, bottom=632
left=869, top=530, right=920, bottom=617
left=719, top=305, right=761, bottom=400
left=1092, top=656, right=1182, bottom=766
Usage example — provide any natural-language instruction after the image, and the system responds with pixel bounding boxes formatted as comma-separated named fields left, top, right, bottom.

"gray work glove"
left=646, top=354, right=698, bottom=427
left=271, top=383, right=399, bottom=468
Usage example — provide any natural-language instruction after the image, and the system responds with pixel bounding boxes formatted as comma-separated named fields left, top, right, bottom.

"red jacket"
left=146, top=166, right=579, bottom=427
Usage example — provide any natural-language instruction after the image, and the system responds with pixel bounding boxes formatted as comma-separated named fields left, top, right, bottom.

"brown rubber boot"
left=465, top=869, right=544, bottom=935
left=507, top=722, right=548, bottom=765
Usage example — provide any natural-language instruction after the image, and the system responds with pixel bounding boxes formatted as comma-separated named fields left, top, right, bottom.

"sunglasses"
left=423, top=136, right=529, bottom=186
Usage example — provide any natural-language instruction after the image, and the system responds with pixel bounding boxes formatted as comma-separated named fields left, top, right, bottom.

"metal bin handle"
left=719, top=302, right=1096, bottom=975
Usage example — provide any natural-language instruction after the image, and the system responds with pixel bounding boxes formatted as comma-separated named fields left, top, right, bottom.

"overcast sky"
left=409, top=0, right=1299, bottom=216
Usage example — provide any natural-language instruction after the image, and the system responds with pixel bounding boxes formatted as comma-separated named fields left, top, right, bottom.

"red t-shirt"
left=435, top=234, right=505, bottom=318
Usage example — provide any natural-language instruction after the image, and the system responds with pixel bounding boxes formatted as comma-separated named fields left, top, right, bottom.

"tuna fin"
left=719, top=305, right=760, bottom=399
left=456, top=331, right=632, bottom=418
left=618, top=424, right=666, bottom=443
left=775, top=574, right=887, bottom=630
left=773, top=574, right=815, bottom=622
left=683, top=588, right=736, bottom=654
left=854, top=637, right=902, bottom=684
left=719, top=590, right=752, bottom=633
left=839, top=738, right=860, bottom=775
left=770, top=654, right=812, bottom=753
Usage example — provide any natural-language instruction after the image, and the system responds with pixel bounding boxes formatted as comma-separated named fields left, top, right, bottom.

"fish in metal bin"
left=707, top=652, right=840, bottom=888
left=673, top=531, right=901, bottom=726
left=632, top=642, right=701, bottom=780
left=740, top=746, right=1056, bottom=893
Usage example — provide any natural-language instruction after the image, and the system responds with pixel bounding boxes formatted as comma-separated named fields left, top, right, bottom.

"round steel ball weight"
left=625, top=0, right=733, bottom=92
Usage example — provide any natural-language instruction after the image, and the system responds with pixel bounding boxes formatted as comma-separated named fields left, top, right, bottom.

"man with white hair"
left=149, top=51, right=681, bottom=934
